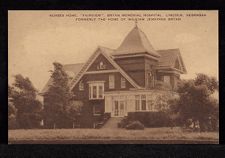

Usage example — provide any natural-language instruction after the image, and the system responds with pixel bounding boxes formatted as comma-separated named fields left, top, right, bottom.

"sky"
left=8, top=10, right=218, bottom=91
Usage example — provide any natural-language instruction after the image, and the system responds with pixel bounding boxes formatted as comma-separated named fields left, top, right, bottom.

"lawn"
left=9, top=127, right=219, bottom=142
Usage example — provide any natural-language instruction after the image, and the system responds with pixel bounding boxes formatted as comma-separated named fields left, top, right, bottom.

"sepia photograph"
left=8, top=10, right=219, bottom=144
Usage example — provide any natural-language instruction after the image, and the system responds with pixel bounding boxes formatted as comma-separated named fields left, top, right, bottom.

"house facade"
left=41, top=24, right=187, bottom=128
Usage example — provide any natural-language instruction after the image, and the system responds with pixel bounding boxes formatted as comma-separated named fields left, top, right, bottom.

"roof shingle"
left=112, top=26, right=161, bottom=57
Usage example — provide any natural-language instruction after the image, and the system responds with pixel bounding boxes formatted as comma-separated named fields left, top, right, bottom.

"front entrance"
left=112, top=100, right=125, bottom=117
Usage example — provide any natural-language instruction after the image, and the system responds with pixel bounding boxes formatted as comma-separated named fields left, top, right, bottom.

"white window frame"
left=88, top=81, right=105, bottom=100
left=97, top=61, right=106, bottom=70
left=121, top=77, right=126, bottom=89
left=135, top=94, right=156, bottom=112
left=109, top=74, right=115, bottom=89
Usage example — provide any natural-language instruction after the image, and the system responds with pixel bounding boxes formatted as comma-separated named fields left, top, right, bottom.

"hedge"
left=126, top=121, right=144, bottom=130
left=127, top=111, right=172, bottom=127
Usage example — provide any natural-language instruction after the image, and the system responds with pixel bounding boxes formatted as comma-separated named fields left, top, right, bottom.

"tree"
left=9, top=75, right=43, bottom=129
left=44, top=62, right=81, bottom=128
left=174, top=74, right=219, bottom=132
left=8, top=85, right=18, bottom=129
left=194, top=73, right=218, bottom=94
left=65, top=101, right=83, bottom=128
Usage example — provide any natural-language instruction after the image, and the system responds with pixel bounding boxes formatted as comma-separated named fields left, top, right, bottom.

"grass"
left=8, top=127, right=219, bottom=141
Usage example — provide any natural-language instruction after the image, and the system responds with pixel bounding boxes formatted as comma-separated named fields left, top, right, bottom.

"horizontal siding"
left=72, top=72, right=134, bottom=100
left=115, top=57, right=146, bottom=87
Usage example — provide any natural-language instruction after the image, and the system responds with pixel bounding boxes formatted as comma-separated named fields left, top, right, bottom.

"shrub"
left=126, top=121, right=144, bottom=130
left=8, top=115, right=18, bottom=129
left=118, top=117, right=129, bottom=128
left=127, top=112, right=172, bottom=127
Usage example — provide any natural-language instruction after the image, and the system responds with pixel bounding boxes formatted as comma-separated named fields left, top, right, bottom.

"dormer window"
left=97, top=61, right=106, bottom=70
left=79, top=80, right=84, bottom=91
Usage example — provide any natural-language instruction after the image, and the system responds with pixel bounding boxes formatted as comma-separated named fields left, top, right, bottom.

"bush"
left=118, top=117, right=129, bottom=128
left=8, top=115, right=18, bottom=129
left=127, top=112, right=172, bottom=127
left=126, top=121, right=144, bottom=130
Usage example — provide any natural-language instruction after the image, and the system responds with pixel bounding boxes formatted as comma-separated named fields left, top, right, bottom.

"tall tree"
left=9, top=75, right=43, bottom=128
left=194, top=73, right=218, bottom=94
left=44, top=62, right=74, bottom=128
left=175, top=74, right=219, bottom=131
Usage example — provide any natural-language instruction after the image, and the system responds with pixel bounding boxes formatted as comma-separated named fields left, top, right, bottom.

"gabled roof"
left=69, top=46, right=142, bottom=90
left=112, top=26, right=161, bottom=58
left=41, top=63, right=84, bottom=94
left=157, top=49, right=187, bottom=73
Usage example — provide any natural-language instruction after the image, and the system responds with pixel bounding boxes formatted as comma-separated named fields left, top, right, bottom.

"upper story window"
left=97, top=61, right=106, bottom=70
left=147, top=71, right=154, bottom=88
left=109, top=74, right=115, bottom=89
left=88, top=81, right=105, bottom=100
left=121, top=77, right=126, bottom=88
left=79, top=80, right=84, bottom=91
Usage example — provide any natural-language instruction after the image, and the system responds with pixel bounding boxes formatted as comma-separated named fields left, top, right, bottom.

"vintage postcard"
left=8, top=10, right=218, bottom=144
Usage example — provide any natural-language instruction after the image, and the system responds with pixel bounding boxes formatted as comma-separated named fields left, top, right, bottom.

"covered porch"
left=104, top=89, right=178, bottom=117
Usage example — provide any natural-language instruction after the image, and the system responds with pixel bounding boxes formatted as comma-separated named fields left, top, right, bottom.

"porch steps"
left=102, top=117, right=123, bottom=129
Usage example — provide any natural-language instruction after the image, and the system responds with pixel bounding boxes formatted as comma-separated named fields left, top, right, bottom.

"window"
left=163, top=76, right=170, bottom=84
left=93, top=86, right=97, bottom=98
left=141, top=95, right=146, bottom=110
left=109, top=74, right=115, bottom=89
left=89, top=86, right=91, bottom=99
left=97, top=61, right=106, bottom=70
left=147, top=100, right=154, bottom=111
left=88, top=82, right=105, bottom=100
left=99, top=85, right=103, bottom=98
left=79, top=80, right=84, bottom=91
left=135, top=95, right=140, bottom=111
left=147, top=72, right=155, bottom=88
left=135, top=95, right=148, bottom=111
left=121, top=77, right=126, bottom=88
left=93, top=105, right=101, bottom=115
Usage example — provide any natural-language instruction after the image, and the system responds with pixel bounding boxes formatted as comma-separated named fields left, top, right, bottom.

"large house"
left=41, top=24, right=187, bottom=128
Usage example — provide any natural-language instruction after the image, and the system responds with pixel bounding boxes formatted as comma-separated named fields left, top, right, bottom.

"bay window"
left=88, top=81, right=105, bottom=100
